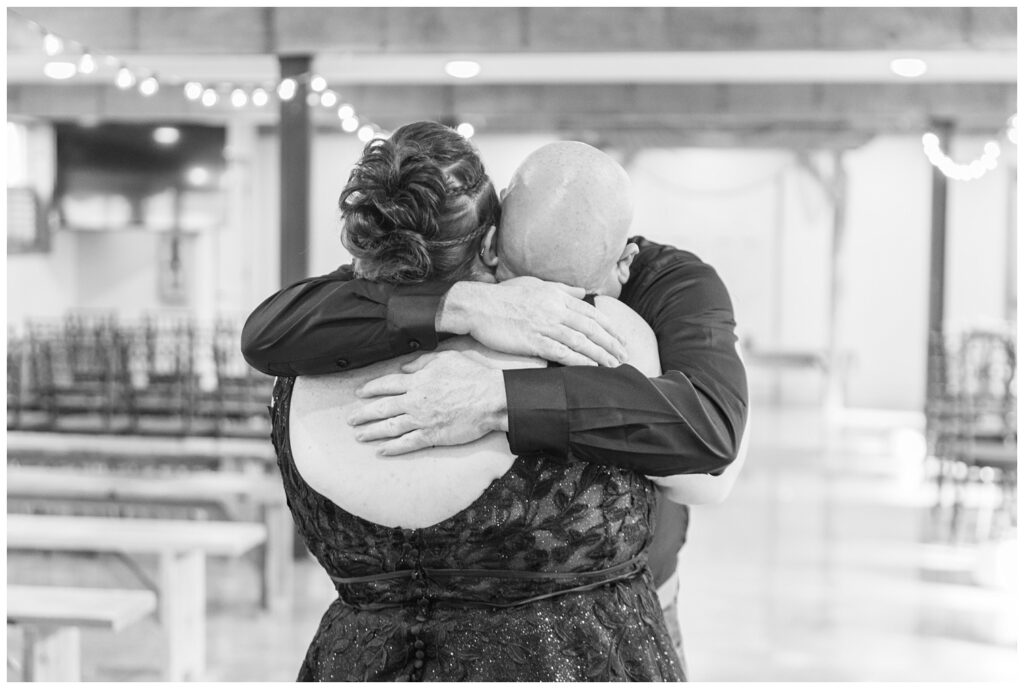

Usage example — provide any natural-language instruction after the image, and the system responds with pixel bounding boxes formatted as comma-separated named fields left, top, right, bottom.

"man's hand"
left=436, top=277, right=627, bottom=367
left=347, top=350, right=508, bottom=456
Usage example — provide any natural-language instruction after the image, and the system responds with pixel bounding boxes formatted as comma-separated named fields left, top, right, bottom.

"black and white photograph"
left=4, top=3, right=1018, bottom=682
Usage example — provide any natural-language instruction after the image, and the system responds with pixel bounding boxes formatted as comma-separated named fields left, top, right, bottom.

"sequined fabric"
left=271, top=376, right=684, bottom=681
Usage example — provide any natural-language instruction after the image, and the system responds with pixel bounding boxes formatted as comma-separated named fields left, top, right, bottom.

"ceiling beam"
left=8, top=7, right=1016, bottom=56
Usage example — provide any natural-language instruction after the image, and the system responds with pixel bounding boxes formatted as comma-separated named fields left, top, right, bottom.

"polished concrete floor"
left=6, top=407, right=1019, bottom=682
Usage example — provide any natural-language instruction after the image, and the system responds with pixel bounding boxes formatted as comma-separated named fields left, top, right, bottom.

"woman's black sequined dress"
left=271, top=376, right=683, bottom=682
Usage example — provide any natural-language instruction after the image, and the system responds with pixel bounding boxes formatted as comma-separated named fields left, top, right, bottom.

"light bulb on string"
left=77, top=52, right=95, bottom=75
left=201, top=88, right=218, bottom=107
left=341, top=116, right=359, bottom=133
left=456, top=122, right=475, bottom=138
left=277, top=78, right=296, bottom=101
left=230, top=88, right=248, bottom=108
left=43, top=33, right=64, bottom=56
left=115, top=67, right=136, bottom=89
left=320, top=90, right=338, bottom=108
left=139, top=76, right=159, bottom=96
left=184, top=81, right=203, bottom=100
left=337, top=103, right=355, bottom=120
left=309, top=75, right=327, bottom=93
left=251, top=87, right=269, bottom=107
left=357, top=125, right=375, bottom=143
left=1008, top=115, right=1018, bottom=145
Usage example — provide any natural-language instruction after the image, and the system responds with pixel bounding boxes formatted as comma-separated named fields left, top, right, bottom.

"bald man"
left=243, top=135, right=749, bottom=677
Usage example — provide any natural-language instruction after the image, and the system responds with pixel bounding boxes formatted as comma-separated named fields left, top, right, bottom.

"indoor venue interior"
left=5, top=6, right=1018, bottom=682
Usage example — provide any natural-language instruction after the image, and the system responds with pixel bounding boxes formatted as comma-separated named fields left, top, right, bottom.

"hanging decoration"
left=921, top=114, right=1016, bottom=182
left=8, top=9, right=479, bottom=141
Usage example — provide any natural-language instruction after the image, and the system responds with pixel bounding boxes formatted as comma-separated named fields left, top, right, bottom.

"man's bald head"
left=496, top=141, right=634, bottom=294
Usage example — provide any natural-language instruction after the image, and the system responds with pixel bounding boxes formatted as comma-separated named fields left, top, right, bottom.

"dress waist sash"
left=329, top=553, right=648, bottom=610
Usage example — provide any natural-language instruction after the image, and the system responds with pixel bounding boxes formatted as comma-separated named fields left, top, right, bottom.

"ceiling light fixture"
left=890, top=57, right=927, bottom=78
left=445, top=60, right=481, bottom=79
left=43, top=61, right=77, bottom=80
left=153, top=127, right=181, bottom=146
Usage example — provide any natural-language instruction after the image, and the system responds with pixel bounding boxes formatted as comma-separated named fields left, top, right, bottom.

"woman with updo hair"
left=271, top=122, right=683, bottom=681
left=340, top=120, right=501, bottom=285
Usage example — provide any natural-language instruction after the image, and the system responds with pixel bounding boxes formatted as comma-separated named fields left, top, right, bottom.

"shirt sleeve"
left=240, top=265, right=452, bottom=376
left=504, top=244, right=749, bottom=477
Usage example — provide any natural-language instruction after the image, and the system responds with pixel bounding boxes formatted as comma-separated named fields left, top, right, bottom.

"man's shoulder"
left=628, top=236, right=716, bottom=278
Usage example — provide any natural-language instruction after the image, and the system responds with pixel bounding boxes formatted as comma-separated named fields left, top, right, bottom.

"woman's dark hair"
left=339, top=121, right=501, bottom=284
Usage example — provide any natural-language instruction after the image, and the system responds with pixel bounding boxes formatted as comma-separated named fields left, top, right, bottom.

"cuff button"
left=408, top=339, right=421, bottom=350
left=335, top=358, right=349, bottom=368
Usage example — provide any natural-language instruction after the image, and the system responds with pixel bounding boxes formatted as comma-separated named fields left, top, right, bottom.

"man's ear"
left=480, top=226, right=500, bottom=268
left=614, top=242, right=639, bottom=285
left=499, top=187, right=508, bottom=202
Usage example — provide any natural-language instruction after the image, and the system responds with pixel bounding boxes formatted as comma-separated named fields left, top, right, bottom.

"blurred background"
left=5, top=5, right=1018, bottom=682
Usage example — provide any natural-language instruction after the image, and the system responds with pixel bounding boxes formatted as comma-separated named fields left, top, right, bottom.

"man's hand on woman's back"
left=437, top=277, right=628, bottom=368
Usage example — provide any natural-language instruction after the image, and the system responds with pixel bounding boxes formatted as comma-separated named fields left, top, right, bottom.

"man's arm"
left=241, top=268, right=626, bottom=377
left=241, top=265, right=450, bottom=377
left=351, top=241, right=748, bottom=477
left=505, top=242, right=748, bottom=476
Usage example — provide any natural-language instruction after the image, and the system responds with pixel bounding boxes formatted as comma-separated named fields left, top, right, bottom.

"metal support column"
left=278, top=55, right=312, bottom=288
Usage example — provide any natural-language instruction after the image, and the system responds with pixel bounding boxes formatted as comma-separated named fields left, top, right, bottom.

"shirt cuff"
left=386, top=287, right=448, bottom=356
left=504, top=367, right=570, bottom=459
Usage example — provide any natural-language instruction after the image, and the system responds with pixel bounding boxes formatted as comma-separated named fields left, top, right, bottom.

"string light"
left=115, top=67, right=135, bottom=89
left=14, top=13, right=408, bottom=136
left=138, top=76, right=159, bottom=96
left=921, top=131, right=1001, bottom=182
left=1008, top=115, right=1018, bottom=146
left=320, top=90, right=338, bottom=108
left=456, top=122, right=475, bottom=138
left=277, top=78, right=296, bottom=101
left=76, top=52, right=95, bottom=75
left=42, top=33, right=63, bottom=56
left=341, top=116, right=359, bottom=133
left=184, top=81, right=203, bottom=100
left=305, top=92, right=320, bottom=107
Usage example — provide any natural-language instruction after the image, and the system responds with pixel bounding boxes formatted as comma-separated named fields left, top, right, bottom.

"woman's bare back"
left=288, top=296, right=658, bottom=529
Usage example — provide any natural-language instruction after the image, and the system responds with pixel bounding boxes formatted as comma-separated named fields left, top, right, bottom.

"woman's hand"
left=347, top=350, right=509, bottom=456
left=436, top=277, right=628, bottom=367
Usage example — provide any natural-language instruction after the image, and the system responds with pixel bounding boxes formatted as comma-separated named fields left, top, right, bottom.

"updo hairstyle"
left=339, top=121, right=501, bottom=284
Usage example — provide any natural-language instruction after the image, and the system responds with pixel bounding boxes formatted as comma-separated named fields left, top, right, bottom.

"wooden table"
left=7, top=465, right=293, bottom=612
left=7, top=585, right=157, bottom=681
left=7, top=514, right=267, bottom=681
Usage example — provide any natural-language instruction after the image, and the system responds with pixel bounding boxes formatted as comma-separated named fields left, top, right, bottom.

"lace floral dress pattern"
left=271, top=376, right=683, bottom=682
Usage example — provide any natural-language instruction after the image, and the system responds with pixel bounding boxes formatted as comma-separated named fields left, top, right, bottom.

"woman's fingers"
left=565, top=297, right=628, bottom=346
left=537, top=336, right=600, bottom=367
left=354, top=414, right=419, bottom=442
left=560, top=312, right=627, bottom=366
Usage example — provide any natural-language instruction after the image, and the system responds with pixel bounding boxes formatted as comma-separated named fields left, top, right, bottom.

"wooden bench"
left=7, top=585, right=157, bottom=681
left=7, top=514, right=266, bottom=681
left=7, top=465, right=293, bottom=613
left=5, top=431, right=276, bottom=469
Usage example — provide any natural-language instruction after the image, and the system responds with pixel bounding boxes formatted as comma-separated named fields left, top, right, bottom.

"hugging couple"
left=242, top=121, right=749, bottom=682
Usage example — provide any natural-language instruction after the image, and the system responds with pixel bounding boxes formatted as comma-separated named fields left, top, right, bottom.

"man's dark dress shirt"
left=241, top=236, right=749, bottom=585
